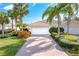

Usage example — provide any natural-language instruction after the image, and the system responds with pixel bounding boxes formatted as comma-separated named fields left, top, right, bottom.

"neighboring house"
left=0, top=19, right=15, bottom=30
left=62, top=20, right=79, bottom=35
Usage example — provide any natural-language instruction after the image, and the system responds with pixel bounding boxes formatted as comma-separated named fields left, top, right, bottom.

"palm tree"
left=16, top=22, right=29, bottom=30
left=16, top=22, right=22, bottom=30
left=13, top=3, right=29, bottom=31
left=73, top=3, right=79, bottom=18
left=12, top=4, right=19, bottom=31
left=63, top=3, right=79, bottom=33
left=0, top=11, right=9, bottom=37
left=42, top=4, right=67, bottom=37
left=8, top=10, right=15, bottom=30
left=63, top=4, right=73, bottom=33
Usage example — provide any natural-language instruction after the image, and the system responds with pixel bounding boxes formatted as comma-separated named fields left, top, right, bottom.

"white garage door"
left=64, top=27, right=79, bottom=35
left=31, top=28, right=50, bottom=35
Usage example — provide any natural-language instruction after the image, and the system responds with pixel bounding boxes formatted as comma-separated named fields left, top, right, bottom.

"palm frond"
left=42, top=6, right=54, bottom=20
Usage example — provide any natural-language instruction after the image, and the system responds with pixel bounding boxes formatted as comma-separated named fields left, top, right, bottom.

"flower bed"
left=18, top=31, right=31, bottom=38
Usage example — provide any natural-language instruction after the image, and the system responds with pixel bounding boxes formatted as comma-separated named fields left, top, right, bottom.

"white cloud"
left=32, top=3, right=37, bottom=7
left=4, top=4, right=13, bottom=10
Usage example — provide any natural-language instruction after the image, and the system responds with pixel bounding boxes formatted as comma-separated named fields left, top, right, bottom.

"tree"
left=42, top=4, right=67, bottom=37
left=13, top=3, right=29, bottom=31
left=63, top=4, right=73, bottom=33
left=62, top=3, right=79, bottom=33
left=73, top=3, right=79, bottom=18
left=0, top=12, right=9, bottom=37
left=16, top=22, right=22, bottom=30
left=16, top=22, right=29, bottom=30
left=12, top=4, right=19, bottom=31
left=8, top=10, right=15, bottom=30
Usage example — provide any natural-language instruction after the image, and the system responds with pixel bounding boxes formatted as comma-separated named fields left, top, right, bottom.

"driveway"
left=16, top=35, right=67, bottom=56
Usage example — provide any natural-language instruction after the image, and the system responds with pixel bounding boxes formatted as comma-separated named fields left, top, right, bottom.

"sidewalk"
left=16, top=35, right=68, bottom=56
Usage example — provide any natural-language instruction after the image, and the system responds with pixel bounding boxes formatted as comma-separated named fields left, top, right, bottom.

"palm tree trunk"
left=76, top=10, right=78, bottom=17
left=20, top=17, right=23, bottom=31
left=67, top=16, right=71, bottom=34
left=12, top=19, right=14, bottom=30
left=67, top=20, right=69, bottom=33
left=58, top=14, right=60, bottom=37
left=15, top=18, right=17, bottom=31
left=2, top=23, right=5, bottom=37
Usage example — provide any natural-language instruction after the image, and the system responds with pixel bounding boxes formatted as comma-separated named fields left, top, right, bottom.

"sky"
left=0, top=3, right=55, bottom=24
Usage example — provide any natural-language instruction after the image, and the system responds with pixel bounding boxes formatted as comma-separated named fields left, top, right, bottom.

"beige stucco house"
left=30, top=21, right=50, bottom=28
left=30, top=20, right=58, bottom=35
left=30, top=20, right=50, bottom=34
left=62, top=20, right=79, bottom=35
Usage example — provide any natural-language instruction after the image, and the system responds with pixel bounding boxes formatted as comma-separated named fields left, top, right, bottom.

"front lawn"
left=0, top=36, right=26, bottom=56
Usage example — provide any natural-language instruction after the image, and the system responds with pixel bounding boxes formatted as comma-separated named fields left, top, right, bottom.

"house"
left=30, top=20, right=58, bottom=28
left=62, top=19, right=79, bottom=35
left=30, top=20, right=50, bottom=34
left=30, top=21, right=50, bottom=28
left=0, top=19, right=15, bottom=30
left=30, top=20, right=58, bottom=35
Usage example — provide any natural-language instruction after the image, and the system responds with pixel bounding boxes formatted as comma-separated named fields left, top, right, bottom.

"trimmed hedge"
left=57, top=36, right=79, bottom=50
left=49, top=26, right=79, bottom=51
left=11, top=31, right=18, bottom=36
left=0, top=34, right=8, bottom=38
left=49, top=26, right=64, bottom=33
left=64, top=35, right=78, bottom=42
left=0, top=29, right=14, bottom=34
left=51, top=32, right=57, bottom=38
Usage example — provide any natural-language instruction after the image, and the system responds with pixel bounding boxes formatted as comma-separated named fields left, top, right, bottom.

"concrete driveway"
left=16, top=35, right=67, bottom=56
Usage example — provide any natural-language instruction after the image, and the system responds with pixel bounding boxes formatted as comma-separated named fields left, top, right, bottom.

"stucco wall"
left=64, top=27, right=79, bottom=35
left=63, top=20, right=79, bottom=35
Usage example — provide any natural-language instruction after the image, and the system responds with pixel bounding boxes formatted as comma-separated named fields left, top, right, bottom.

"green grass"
left=0, top=36, right=26, bottom=56
left=66, top=51, right=79, bottom=56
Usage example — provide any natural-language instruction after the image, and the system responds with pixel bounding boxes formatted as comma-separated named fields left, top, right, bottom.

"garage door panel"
left=31, top=28, right=49, bottom=35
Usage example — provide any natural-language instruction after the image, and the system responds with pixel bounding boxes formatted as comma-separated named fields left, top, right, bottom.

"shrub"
left=49, top=27, right=57, bottom=33
left=0, top=30, right=2, bottom=34
left=0, top=29, right=14, bottom=34
left=57, top=35, right=79, bottom=50
left=49, top=26, right=64, bottom=33
left=60, top=27, right=64, bottom=33
left=18, top=31, right=31, bottom=38
left=64, top=34, right=78, bottom=42
left=0, top=34, right=8, bottom=38
left=4, top=29, right=14, bottom=33
left=23, top=28, right=29, bottom=31
left=51, top=32, right=57, bottom=38
left=11, top=31, right=18, bottom=36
